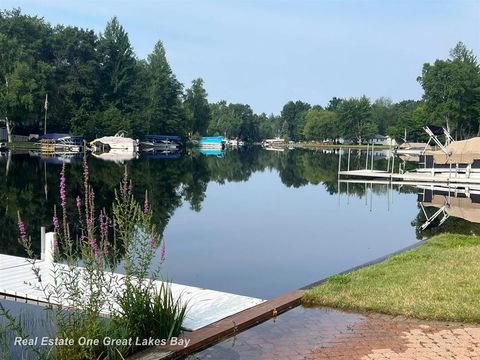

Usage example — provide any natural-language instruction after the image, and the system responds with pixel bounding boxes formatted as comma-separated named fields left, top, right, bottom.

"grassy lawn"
left=303, top=234, right=480, bottom=323
left=6, top=142, right=39, bottom=150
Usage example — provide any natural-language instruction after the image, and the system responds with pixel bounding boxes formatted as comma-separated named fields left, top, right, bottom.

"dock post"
left=387, top=149, right=391, bottom=172
left=364, top=182, right=368, bottom=206
left=391, top=153, right=395, bottom=174
left=45, top=232, right=55, bottom=264
left=41, top=226, right=46, bottom=261
left=365, top=143, right=369, bottom=169
left=347, top=182, right=350, bottom=204
left=369, top=182, right=373, bottom=212
left=338, top=148, right=342, bottom=174
left=370, top=143, right=374, bottom=171
left=347, top=148, right=351, bottom=171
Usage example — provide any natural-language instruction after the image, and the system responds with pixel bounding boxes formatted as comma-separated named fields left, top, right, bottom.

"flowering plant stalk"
left=4, top=160, right=187, bottom=360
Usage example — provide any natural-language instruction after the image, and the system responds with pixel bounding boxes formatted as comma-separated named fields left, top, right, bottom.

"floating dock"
left=0, top=233, right=264, bottom=331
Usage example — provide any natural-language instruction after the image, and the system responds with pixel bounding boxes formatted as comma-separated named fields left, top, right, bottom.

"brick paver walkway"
left=192, top=306, right=480, bottom=359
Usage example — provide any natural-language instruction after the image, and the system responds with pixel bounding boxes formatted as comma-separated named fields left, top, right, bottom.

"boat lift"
left=420, top=200, right=449, bottom=230
left=423, top=125, right=454, bottom=159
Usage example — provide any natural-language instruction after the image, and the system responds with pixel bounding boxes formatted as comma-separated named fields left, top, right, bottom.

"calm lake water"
left=0, top=147, right=477, bottom=299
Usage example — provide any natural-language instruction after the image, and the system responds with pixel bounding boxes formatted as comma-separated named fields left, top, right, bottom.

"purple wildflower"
left=59, top=168, right=66, bottom=209
left=76, top=195, right=81, bottom=211
left=144, top=196, right=149, bottom=214
left=119, top=167, right=134, bottom=199
left=17, top=213, right=27, bottom=239
left=52, top=206, right=60, bottom=231
left=149, top=234, right=155, bottom=251
left=99, top=211, right=109, bottom=240
left=160, top=240, right=166, bottom=261
left=89, top=237, right=100, bottom=258
left=120, top=168, right=129, bottom=198
left=83, top=159, right=89, bottom=183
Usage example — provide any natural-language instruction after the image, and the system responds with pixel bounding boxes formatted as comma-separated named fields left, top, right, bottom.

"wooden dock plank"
left=129, top=290, right=304, bottom=360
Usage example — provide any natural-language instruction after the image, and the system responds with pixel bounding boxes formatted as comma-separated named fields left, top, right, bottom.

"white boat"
left=90, top=131, right=138, bottom=152
left=92, top=149, right=138, bottom=163
left=262, top=137, right=285, bottom=148
left=228, top=138, right=244, bottom=147
left=264, top=147, right=284, bottom=152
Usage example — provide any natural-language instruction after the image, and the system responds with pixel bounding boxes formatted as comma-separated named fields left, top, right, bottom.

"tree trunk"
left=6, top=148, right=11, bottom=176
left=5, top=116, right=13, bottom=143
left=445, top=115, right=450, bottom=135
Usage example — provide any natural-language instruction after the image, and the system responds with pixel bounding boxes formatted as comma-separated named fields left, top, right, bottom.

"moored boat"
left=89, top=131, right=138, bottom=152
left=228, top=138, right=244, bottom=147
left=140, top=135, right=182, bottom=151
left=418, top=136, right=480, bottom=178
left=198, top=136, right=226, bottom=150
left=40, top=133, right=83, bottom=153
left=262, top=137, right=285, bottom=149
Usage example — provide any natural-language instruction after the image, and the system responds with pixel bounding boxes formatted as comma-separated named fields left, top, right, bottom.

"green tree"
left=98, top=17, right=136, bottom=112
left=337, top=96, right=376, bottom=144
left=184, top=78, right=210, bottom=136
left=303, top=109, right=337, bottom=141
left=371, top=97, right=394, bottom=135
left=280, top=100, right=311, bottom=141
left=257, top=113, right=278, bottom=139
left=145, top=41, right=186, bottom=136
left=387, top=100, right=427, bottom=142
left=0, top=9, right=53, bottom=138
left=326, top=97, right=343, bottom=112
left=417, top=42, right=480, bottom=138
left=51, top=25, right=100, bottom=134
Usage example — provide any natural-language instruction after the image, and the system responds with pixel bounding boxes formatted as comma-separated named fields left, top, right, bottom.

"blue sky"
left=3, top=0, right=479, bottom=114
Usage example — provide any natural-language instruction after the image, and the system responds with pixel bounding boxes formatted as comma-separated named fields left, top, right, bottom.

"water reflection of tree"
left=0, top=149, right=400, bottom=255
left=3, top=148, right=476, bottom=256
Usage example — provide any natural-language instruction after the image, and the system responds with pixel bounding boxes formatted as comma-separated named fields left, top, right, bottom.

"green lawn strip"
left=303, top=234, right=480, bottom=323
left=7, top=142, right=39, bottom=149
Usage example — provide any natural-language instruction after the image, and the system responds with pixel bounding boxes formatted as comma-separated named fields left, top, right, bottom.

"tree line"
left=1, top=9, right=479, bottom=143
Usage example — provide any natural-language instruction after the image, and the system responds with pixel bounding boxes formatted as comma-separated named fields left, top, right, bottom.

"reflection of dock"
left=338, top=169, right=480, bottom=185
left=418, top=185, right=480, bottom=230
left=0, top=233, right=264, bottom=331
